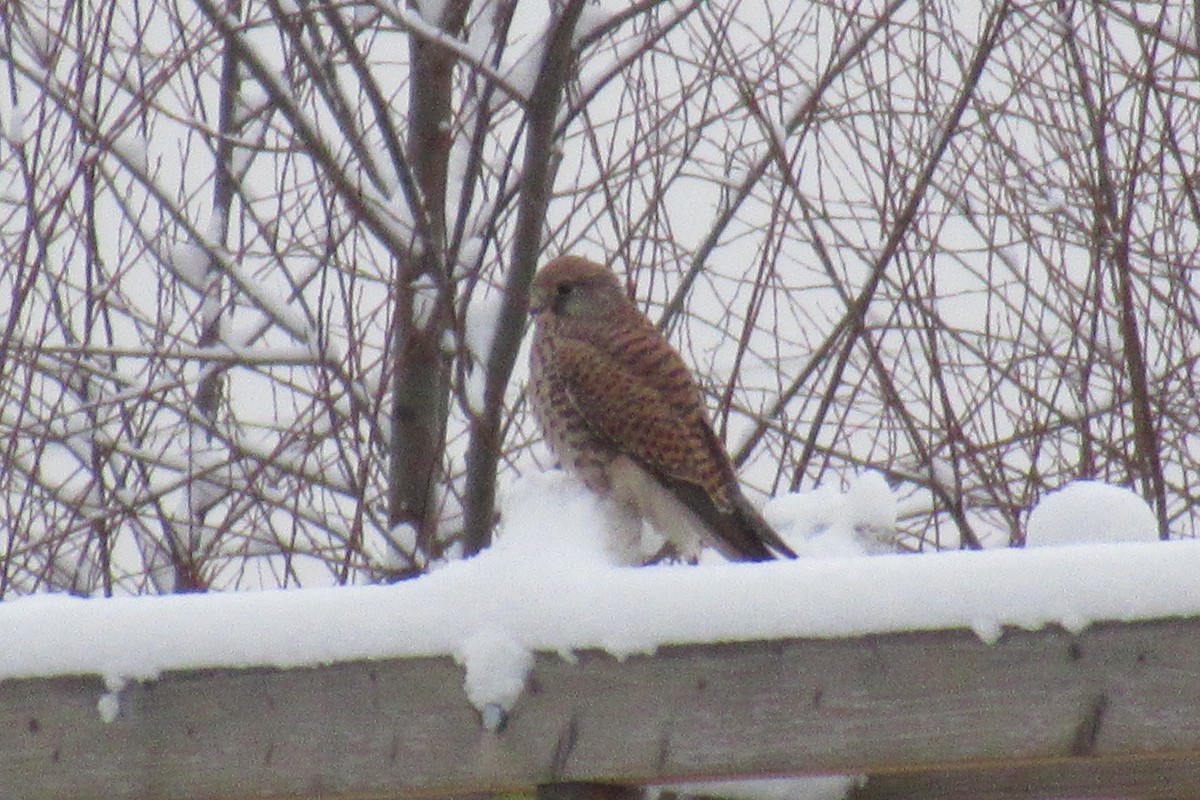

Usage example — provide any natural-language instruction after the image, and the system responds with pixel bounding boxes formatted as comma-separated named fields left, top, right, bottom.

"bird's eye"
left=556, top=283, right=572, bottom=296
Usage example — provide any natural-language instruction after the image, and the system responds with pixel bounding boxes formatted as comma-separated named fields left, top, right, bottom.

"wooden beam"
left=5, top=617, right=1200, bottom=800
left=850, top=755, right=1200, bottom=800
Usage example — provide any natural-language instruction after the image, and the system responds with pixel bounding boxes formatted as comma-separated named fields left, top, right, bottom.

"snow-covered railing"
left=6, top=535, right=1200, bottom=799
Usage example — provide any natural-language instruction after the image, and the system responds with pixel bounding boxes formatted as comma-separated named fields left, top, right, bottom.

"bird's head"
left=529, top=255, right=628, bottom=320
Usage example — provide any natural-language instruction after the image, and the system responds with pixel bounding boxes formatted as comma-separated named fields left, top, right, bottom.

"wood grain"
left=5, top=618, right=1200, bottom=799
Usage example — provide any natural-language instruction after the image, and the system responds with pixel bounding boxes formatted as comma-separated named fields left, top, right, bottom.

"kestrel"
left=528, top=254, right=796, bottom=563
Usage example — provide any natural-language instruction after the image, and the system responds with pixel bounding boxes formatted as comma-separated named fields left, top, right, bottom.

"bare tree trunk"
left=387, top=1, right=471, bottom=559
left=460, top=0, right=588, bottom=556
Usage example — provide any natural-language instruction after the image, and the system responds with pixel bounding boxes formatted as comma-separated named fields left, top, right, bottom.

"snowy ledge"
left=6, top=540, right=1200, bottom=799
left=3, top=538, right=1198, bottom=682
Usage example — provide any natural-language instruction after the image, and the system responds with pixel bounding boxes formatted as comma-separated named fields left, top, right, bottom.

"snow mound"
left=1026, top=480, right=1158, bottom=547
left=490, top=470, right=616, bottom=567
left=764, top=471, right=898, bottom=556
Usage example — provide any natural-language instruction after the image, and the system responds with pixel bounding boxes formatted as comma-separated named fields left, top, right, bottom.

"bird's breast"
left=529, top=328, right=616, bottom=493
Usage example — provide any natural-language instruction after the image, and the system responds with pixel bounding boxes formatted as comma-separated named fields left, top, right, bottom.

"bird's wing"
left=551, top=337, right=795, bottom=560
left=551, top=336, right=724, bottom=491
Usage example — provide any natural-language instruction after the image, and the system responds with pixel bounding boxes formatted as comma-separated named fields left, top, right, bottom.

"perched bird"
left=527, top=254, right=796, bottom=563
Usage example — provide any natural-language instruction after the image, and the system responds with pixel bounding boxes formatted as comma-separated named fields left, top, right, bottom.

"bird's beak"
left=528, top=284, right=548, bottom=316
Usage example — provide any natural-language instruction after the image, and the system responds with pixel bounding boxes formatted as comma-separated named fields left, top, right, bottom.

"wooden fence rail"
left=5, top=617, right=1200, bottom=800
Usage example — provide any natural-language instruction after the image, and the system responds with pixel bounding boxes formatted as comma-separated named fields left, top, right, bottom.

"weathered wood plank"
left=5, top=617, right=1200, bottom=799
left=850, top=755, right=1200, bottom=800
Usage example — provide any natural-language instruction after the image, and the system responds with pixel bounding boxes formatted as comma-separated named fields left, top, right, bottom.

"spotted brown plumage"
left=528, top=254, right=796, bottom=563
